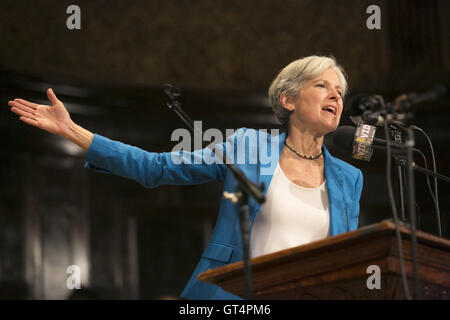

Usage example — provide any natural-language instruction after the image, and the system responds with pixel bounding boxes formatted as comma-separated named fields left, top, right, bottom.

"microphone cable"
left=391, top=122, right=441, bottom=237
left=414, top=148, right=442, bottom=235
left=411, top=125, right=442, bottom=237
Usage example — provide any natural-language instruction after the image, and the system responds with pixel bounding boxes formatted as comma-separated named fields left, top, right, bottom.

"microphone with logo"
left=332, top=125, right=427, bottom=161
left=332, top=124, right=377, bottom=161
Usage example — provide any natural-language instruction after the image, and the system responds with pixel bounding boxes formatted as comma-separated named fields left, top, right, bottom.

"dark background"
left=0, top=0, right=449, bottom=299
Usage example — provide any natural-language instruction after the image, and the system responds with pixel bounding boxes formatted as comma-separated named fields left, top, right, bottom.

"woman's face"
left=282, top=68, right=344, bottom=136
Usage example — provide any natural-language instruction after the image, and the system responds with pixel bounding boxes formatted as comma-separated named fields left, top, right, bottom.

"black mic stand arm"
left=164, top=84, right=265, bottom=300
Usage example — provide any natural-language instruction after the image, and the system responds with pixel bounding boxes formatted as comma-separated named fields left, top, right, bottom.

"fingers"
left=46, top=88, right=60, bottom=105
left=11, top=99, right=37, bottom=110
left=10, top=104, right=35, bottom=120
left=8, top=100, right=36, bottom=115
left=19, top=116, right=38, bottom=127
left=9, top=102, right=39, bottom=127
left=9, top=101, right=37, bottom=124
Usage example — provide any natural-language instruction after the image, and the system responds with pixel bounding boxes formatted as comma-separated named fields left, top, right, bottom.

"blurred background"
left=0, top=0, right=449, bottom=299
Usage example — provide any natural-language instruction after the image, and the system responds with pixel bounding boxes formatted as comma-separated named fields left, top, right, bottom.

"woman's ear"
left=280, top=91, right=296, bottom=111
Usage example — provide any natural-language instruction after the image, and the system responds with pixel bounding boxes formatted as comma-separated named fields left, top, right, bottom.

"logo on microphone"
left=353, top=124, right=377, bottom=161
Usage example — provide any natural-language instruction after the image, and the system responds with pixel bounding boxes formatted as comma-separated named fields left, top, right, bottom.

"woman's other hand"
left=9, top=88, right=72, bottom=137
left=9, top=88, right=94, bottom=150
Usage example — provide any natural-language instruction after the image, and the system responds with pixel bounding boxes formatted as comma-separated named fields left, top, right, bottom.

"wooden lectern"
left=198, top=220, right=450, bottom=299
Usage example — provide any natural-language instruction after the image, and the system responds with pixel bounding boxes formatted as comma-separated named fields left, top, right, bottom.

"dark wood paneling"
left=0, top=0, right=449, bottom=299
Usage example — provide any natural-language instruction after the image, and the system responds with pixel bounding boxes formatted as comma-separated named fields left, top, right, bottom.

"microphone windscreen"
left=332, top=126, right=356, bottom=151
left=345, top=93, right=368, bottom=116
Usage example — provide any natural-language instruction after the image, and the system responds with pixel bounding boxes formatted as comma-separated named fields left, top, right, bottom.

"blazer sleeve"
left=349, top=169, right=363, bottom=230
left=84, top=128, right=246, bottom=188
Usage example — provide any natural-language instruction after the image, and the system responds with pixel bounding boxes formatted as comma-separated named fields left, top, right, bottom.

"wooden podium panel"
left=198, top=220, right=450, bottom=299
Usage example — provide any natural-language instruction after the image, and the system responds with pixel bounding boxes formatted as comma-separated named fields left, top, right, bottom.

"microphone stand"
left=404, top=126, right=421, bottom=299
left=396, top=90, right=447, bottom=299
left=391, top=128, right=407, bottom=222
left=378, top=111, right=421, bottom=299
left=391, top=153, right=450, bottom=299
left=386, top=100, right=448, bottom=300
left=411, top=163, right=450, bottom=184
left=358, top=85, right=448, bottom=300
left=163, top=84, right=265, bottom=300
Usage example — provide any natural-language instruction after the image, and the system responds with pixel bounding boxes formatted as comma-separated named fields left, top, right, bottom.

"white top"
left=250, top=163, right=330, bottom=258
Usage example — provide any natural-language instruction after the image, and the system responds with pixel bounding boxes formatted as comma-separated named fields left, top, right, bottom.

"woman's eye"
left=316, top=83, right=343, bottom=97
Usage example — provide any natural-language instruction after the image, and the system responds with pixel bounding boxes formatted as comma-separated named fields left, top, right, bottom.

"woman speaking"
left=9, top=55, right=363, bottom=300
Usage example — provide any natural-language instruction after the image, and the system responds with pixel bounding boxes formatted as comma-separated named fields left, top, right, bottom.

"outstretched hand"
left=9, top=88, right=73, bottom=137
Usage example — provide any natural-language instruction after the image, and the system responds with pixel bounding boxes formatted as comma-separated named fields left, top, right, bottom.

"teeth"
left=323, top=107, right=335, bottom=114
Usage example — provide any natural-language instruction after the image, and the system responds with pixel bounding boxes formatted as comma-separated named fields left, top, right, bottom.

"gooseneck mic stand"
left=163, top=84, right=265, bottom=299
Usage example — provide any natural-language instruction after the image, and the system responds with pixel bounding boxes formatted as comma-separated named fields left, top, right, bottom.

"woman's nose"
left=328, top=90, right=339, bottom=100
left=328, top=88, right=342, bottom=102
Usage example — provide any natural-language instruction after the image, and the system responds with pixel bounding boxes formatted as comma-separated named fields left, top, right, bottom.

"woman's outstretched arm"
left=9, top=88, right=242, bottom=188
left=8, top=88, right=94, bottom=150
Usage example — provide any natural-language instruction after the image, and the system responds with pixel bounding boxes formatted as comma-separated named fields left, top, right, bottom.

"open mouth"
left=321, top=105, right=336, bottom=115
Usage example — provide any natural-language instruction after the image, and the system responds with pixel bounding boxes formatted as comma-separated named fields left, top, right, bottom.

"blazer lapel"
left=323, top=146, right=348, bottom=235
left=250, top=130, right=286, bottom=221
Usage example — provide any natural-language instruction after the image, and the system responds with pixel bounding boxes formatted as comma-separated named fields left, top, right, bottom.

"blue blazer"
left=85, top=128, right=363, bottom=300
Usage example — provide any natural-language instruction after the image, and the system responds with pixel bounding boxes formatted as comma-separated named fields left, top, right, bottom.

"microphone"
left=163, top=83, right=182, bottom=100
left=332, top=124, right=377, bottom=161
left=348, top=84, right=448, bottom=127
left=332, top=125, right=420, bottom=161
left=396, top=84, right=448, bottom=109
left=348, top=94, right=384, bottom=115
left=347, top=94, right=387, bottom=126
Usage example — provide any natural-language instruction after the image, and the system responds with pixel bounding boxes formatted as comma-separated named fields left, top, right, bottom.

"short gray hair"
left=268, top=55, right=348, bottom=130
